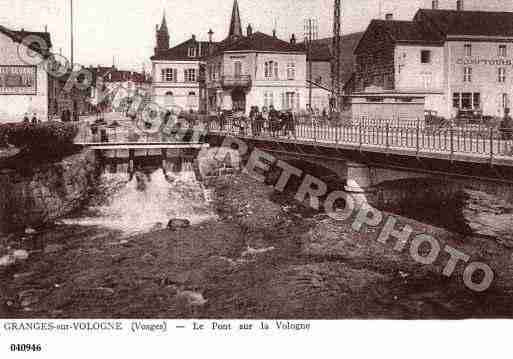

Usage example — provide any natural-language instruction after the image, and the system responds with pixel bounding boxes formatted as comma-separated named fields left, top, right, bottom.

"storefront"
left=0, top=26, right=52, bottom=123
left=354, top=8, right=513, bottom=120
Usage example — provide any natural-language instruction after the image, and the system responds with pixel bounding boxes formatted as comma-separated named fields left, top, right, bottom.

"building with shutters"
left=150, top=0, right=309, bottom=115
left=354, top=2, right=513, bottom=119
left=150, top=12, right=213, bottom=113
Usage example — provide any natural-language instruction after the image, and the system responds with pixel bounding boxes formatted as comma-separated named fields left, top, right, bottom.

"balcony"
left=220, top=75, right=252, bottom=90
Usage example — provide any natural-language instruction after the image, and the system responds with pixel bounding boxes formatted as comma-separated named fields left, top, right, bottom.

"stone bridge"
left=206, top=133, right=513, bottom=208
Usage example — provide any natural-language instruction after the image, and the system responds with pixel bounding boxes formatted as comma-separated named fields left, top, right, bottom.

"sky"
left=1, top=0, right=512, bottom=71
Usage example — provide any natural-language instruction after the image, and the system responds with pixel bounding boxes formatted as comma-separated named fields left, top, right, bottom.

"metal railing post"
left=490, top=126, right=494, bottom=165
left=313, top=115, right=317, bottom=142
left=359, top=118, right=363, bottom=151
left=416, top=118, right=420, bottom=156
left=386, top=122, right=390, bottom=150
left=450, top=120, right=454, bottom=161
left=335, top=121, right=339, bottom=144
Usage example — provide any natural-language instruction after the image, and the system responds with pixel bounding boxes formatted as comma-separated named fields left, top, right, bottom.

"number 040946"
left=10, top=344, right=42, bottom=352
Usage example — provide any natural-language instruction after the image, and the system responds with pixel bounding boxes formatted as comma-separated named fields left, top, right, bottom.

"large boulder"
left=455, top=189, right=513, bottom=247
left=167, top=218, right=191, bottom=231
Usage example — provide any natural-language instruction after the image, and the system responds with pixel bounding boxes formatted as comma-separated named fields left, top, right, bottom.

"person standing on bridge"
left=269, top=105, right=279, bottom=137
left=500, top=108, right=513, bottom=141
left=261, top=107, right=269, bottom=135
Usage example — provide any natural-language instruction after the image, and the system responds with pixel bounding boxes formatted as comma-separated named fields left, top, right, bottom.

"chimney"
left=457, top=0, right=464, bottom=10
left=44, top=25, right=48, bottom=33
left=208, top=29, right=214, bottom=43
left=385, top=13, right=393, bottom=20
left=192, top=34, right=196, bottom=41
left=290, top=33, right=296, bottom=45
left=432, top=0, right=439, bottom=9
left=272, top=29, right=277, bottom=38
left=247, top=24, right=253, bottom=37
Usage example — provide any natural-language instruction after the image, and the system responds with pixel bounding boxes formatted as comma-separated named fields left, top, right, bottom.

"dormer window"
left=188, top=47, right=197, bottom=57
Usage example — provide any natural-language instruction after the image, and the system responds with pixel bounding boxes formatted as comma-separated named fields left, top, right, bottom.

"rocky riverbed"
left=1, top=172, right=513, bottom=319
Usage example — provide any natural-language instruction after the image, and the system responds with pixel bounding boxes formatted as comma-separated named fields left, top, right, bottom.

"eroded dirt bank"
left=1, top=173, right=512, bottom=319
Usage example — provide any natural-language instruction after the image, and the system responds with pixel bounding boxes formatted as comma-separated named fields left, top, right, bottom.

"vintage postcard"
left=0, top=0, right=512, bottom=357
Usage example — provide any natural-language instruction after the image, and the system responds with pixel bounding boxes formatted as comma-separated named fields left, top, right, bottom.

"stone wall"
left=0, top=150, right=99, bottom=232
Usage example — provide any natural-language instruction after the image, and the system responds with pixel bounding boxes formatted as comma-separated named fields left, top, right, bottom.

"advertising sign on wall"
left=0, top=65, right=37, bottom=95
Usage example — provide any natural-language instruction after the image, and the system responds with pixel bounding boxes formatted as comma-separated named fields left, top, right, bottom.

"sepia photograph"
left=0, top=0, right=513, bottom=355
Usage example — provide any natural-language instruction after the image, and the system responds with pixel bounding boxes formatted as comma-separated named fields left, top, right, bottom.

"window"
left=453, top=92, right=481, bottom=109
left=502, top=93, right=509, bottom=109
left=421, top=50, right=431, bottom=64
left=464, top=44, right=472, bottom=57
left=165, top=91, right=174, bottom=107
left=264, top=91, right=274, bottom=107
left=287, top=62, right=296, bottom=80
left=187, top=91, right=197, bottom=108
left=461, top=93, right=472, bottom=109
left=264, top=61, right=279, bottom=79
left=217, top=63, right=222, bottom=79
left=473, top=93, right=481, bottom=109
left=188, top=47, right=197, bottom=57
left=499, top=45, right=507, bottom=57
left=284, top=92, right=296, bottom=110
left=463, top=67, right=472, bottom=82
left=234, top=61, right=242, bottom=77
left=184, top=69, right=197, bottom=82
left=498, top=67, right=506, bottom=83
left=422, top=72, right=432, bottom=89
left=161, top=68, right=177, bottom=82
left=453, top=93, right=461, bottom=109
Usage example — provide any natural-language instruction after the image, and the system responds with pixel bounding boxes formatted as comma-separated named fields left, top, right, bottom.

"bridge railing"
left=206, top=115, right=513, bottom=160
left=76, top=120, right=207, bottom=145
left=75, top=115, right=513, bottom=160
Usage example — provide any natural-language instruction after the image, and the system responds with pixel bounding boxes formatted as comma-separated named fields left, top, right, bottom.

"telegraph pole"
left=304, top=18, right=318, bottom=110
left=331, top=0, right=341, bottom=115
left=70, top=0, right=74, bottom=67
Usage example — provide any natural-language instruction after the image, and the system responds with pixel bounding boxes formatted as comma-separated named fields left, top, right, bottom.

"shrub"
left=0, top=121, right=78, bottom=154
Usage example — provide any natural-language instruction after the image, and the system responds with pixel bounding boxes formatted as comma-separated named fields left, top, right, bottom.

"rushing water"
left=63, top=169, right=216, bottom=236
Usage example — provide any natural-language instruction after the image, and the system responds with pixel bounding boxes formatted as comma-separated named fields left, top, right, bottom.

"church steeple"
left=160, top=11, right=169, bottom=35
left=228, top=0, right=242, bottom=38
left=155, top=11, right=170, bottom=55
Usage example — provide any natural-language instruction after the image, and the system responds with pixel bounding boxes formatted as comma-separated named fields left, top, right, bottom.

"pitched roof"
left=303, top=32, right=363, bottom=86
left=304, top=31, right=364, bottom=62
left=89, top=66, right=149, bottom=84
left=151, top=37, right=214, bottom=60
left=215, top=31, right=304, bottom=54
left=297, top=42, right=331, bottom=62
left=371, top=19, right=443, bottom=43
left=415, top=9, right=513, bottom=37
left=0, top=25, right=52, bottom=56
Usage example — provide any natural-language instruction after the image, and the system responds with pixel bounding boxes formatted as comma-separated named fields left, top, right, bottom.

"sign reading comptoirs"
left=456, top=57, right=513, bottom=66
left=0, top=65, right=37, bottom=95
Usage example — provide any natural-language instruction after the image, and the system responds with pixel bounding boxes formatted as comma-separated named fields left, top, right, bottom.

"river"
left=1, top=165, right=513, bottom=319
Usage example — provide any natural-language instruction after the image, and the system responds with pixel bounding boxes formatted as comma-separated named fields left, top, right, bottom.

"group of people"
left=217, top=105, right=296, bottom=138
left=22, top=113, right=40, bottom=125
